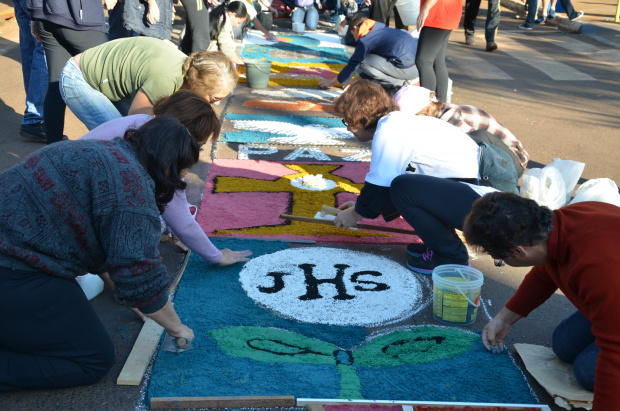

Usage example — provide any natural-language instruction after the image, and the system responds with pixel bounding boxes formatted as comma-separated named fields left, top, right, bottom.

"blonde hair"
left=182, top=51, right=239, bottom=98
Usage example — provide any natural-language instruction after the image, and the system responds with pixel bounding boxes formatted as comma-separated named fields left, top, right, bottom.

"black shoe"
left=465, top=34, right=475, bottom=46
left=406, top=249, right=437, bottom=275
left=406, top=242, right=428, bottom=257
left=486, top=41, right=498, bottom=52
left=20, top=122, right=47, bottom=143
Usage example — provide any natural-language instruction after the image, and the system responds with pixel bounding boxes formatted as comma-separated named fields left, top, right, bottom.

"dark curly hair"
left=124, top=116, right=200, bottom=213
left=333, top=79, right=400, bottom=129
left=463, top=192, right=554, bottom=260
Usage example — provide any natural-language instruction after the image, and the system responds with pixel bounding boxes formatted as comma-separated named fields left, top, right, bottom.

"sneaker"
left=548, top=8, right=556, bottom=18
left=519, top=24, right=534, bottom=30
left=465, top=34, right=475, bottom=46
left=406, top=242, right=428, bottom=257
left=486, top=41, right=498, bottom=52
left=570, top=11, right=584, bottom=21
left=20, top=122, right=47, bottom=143
left=406, top=249, right=436, bottom=274
left=535, top=16, right=547, bottom=23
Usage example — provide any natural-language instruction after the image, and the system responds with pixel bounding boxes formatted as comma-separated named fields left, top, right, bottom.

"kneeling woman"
left=333, top=80, right=496, bottom=274
left=0, top=117, right=196, bottom=390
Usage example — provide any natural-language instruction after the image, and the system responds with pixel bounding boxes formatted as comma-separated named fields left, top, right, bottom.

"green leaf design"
left=208, top=326, right=339, bottom=365
left=353, top=326, right=478, bottom=367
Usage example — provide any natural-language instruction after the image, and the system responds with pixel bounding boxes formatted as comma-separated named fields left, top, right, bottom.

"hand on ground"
left=265, top=32, right=278, bottom=41
left=482, top=318, right=511, bottom=353
left=218, top=249, right=252, bottom=265
left=171, top=233, right=189, bottom=252
left=318, top=79, right=333, bottom=89
left=333, top=206, right=362, bottom=228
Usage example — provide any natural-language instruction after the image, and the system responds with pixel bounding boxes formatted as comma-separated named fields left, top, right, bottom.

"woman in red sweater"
left=415, top=0, right=463, bottom=102
left=463, top=192, right=620, bottom=411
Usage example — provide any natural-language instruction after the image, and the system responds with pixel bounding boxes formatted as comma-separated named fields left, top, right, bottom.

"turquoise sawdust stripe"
left=242, top=44, right=349, bottom=64
left=221, top=113, right=345, bottom=143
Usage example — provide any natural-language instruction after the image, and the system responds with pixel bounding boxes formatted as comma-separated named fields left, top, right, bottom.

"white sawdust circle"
left=290, top=177, right=337, bottom=191
left=239, top=247, right=430, bottom=326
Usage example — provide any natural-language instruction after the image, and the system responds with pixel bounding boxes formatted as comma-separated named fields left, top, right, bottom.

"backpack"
left=295, top=0, right=315, bottom=7
left=478, top=142, right=519, bottom=194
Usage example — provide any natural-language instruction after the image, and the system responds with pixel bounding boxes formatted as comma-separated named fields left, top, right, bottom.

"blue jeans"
left=11, top=0, right=48, bottom=125
left=107, top=1, right=137, bottom=40
left=525, top=0, right=578, bottom=26
left=292, top=5, right=319, bottom=30
left=552, top=311, right=598, bottom=392
left=60, top=58, right=125, bottom=130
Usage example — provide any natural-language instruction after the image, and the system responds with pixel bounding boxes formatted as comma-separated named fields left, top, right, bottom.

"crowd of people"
left=2, top=1, right=615, bottom=411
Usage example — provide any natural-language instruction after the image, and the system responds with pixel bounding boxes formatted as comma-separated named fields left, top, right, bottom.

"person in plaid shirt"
left=394, top=85, right=530, bottom=175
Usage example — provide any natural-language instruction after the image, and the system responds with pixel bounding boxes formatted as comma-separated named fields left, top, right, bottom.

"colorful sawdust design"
left=195, top=160, right=417, bottom=244
left=243, top=99, right=335, bottom=113
left=242, top=44, right=348, bottom=64
left=239, top=61, right=344, bottom=87
left=221, top=113, right=356, bottom=146
left=250, top=88, right=341, bottom=101
left=147, top=240, right=538, bottom=403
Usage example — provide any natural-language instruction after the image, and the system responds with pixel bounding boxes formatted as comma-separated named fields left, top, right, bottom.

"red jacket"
left=506, top=202, right=620, bottom=411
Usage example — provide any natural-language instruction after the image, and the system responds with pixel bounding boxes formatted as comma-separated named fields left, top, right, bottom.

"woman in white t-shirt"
left=332, top=80, right=496, bottom=274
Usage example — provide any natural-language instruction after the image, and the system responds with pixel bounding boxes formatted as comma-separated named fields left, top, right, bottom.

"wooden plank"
left=298, top=399, right=551, bottom=411
left=116, top=318, right=164, bottom=385
left=280, top=214, right=418, bottom=236
left=116, top=251, right=191, bottom=386
left=150, top=395, right=296, bottom=410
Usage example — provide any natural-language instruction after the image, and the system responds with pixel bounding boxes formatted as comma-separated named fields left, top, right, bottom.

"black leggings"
left=179, top=0, right=211, bottom=54
left=415, top=26, right=451, bottom=102
left=0, top=267, right=115, bottom=390
left=36, top=20, right=107, bottom=143
left=390, top=174, right=481, bottom=265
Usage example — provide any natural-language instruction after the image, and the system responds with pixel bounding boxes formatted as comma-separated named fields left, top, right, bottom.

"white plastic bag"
left=519, top=158, right=585, bottom=210
left=570, top=178, right=620, bottom=208
left=75, top=273, right=105, bottom=301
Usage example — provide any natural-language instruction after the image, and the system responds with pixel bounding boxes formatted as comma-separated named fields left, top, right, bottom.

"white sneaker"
left=570, top=11, right=584, bottom=21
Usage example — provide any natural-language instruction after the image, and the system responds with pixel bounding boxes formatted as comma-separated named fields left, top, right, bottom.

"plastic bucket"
left=244, top=59, right=272, bottom=89
left=432, top=264, right=483, bottom=326
left=395, top=0, right=420, bottom=26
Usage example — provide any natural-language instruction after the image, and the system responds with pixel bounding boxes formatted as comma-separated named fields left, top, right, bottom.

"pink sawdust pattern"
left=196, top=159, right=421, bottom=244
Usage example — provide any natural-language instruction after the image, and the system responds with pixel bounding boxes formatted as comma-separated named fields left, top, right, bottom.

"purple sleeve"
left=162, top=190, right=223, bottom=264
left=80, top=115, right=154, bottom=141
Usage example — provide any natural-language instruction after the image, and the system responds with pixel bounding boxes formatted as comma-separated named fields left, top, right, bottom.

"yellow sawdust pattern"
left=239, top=62, right=346, bottom=86
left=213, top=164, right=390, bottom=238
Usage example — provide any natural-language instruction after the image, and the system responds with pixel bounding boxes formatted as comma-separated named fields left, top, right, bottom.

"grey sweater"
left=0, top=138, right=170, bottom=314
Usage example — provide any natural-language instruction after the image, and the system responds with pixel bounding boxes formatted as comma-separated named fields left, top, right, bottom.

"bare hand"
left=146, top=0, right=161, bottom=24
left=30, top=21, right=41, bottom=43
left=166, top=323, right=194, bottom=343
left=416, top=8, right=429, bottom=31
left=171, top=233, right=189, bottom=252
left=482, top=317, right=512, bottom=353
left=318, top=79, right=334, bottom=89
left=338, top=201, right=356, bottom=211
left=333, top=205, right=362, bottom=228
left=364, top=0, right=371, bottom=5
left=218, top=249, right=252, bottom=265
left=265, top=32, right=278, bottom=41
left=208, top=0, right=221, bottom=5
left=103, top=0, right=118, bottom=10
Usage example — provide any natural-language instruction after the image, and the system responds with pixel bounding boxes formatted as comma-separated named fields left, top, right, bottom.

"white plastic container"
left=395, top=0, right=420, bottom=27
left=76, top=273, right=105, bottom=301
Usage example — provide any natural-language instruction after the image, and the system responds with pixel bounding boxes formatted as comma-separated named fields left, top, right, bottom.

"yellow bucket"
left=432, top=264, right=483, bottom=326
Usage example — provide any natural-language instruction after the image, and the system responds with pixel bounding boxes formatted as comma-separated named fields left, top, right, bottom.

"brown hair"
left=416, top=91, right=444, bottom=117
left=182, top=51, right=239, bottom=99
left=153, top=90, right=221, bottom=145
left=333, top=80, right=400, bottom=129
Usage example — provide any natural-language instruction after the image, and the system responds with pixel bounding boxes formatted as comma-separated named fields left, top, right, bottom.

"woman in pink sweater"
left=83, top=90, right=251, bottom=267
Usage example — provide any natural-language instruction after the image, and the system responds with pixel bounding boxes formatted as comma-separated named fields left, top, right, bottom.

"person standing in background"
left=415, top=0, right=462, bottom=102
left=26, top=0, right=108, bottom=144
left=11, top=0, right=49, bottom=143
left=463, top=0, right=500, bottom=51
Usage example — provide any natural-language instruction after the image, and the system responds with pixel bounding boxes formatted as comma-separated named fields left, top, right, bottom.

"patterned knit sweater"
left=0, top=138, right=170, bottom=314
left=506, top=202, right=620, bottom=411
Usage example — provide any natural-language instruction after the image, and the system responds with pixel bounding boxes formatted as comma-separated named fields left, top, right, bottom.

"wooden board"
left=151, top=395, right=296, bottom=409
left=297, top=400, right=553, bottom=411
left=116, top=250, right=191, bottom=386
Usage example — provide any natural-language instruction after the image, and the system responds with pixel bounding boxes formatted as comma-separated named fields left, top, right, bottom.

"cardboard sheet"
left=515, top=343, right=593, bottom=410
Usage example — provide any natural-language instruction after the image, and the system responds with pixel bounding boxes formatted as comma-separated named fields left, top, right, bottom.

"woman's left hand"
left=218, top=249, right=252, bottom=265
left=265, top=32, right=278, bottom=41
left=333, top=206, right=363, bottom=228
left=146, top=0, right=161, bottom=24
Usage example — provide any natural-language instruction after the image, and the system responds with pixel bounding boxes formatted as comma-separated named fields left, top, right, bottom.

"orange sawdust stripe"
left=243, top=99, right=335, bottom=113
